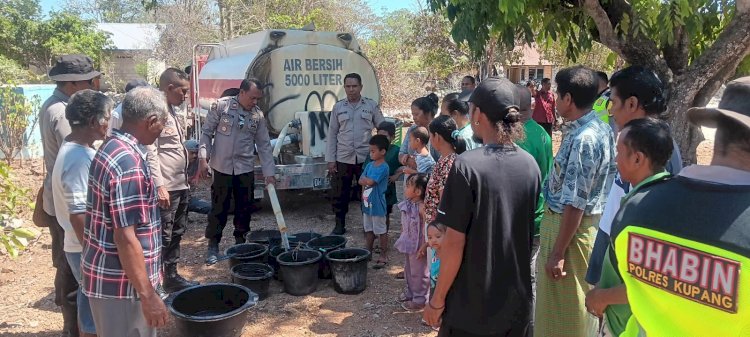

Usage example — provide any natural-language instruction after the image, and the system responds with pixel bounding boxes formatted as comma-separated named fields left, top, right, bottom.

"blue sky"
left=369, top=0, right=417, bottom=15
left=39, top=0, right=58, bottom=14
left=40, top=0, right=413, bottom=17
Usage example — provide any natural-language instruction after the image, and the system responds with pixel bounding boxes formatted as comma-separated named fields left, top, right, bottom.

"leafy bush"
left=0, top=82, right=40, bottom=164
left=0, top=55, right=31, bottom=82
left=0, top=162, right=38, bottom=258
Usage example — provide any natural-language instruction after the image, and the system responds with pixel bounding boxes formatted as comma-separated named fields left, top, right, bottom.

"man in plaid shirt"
left=82, top=87, right=170, bottom=336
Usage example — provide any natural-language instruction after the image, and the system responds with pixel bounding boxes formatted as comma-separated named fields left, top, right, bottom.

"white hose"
left=269, top=136, right=292, bottom=150
left=266, top=184, right=290, bottom=250
left=272, top=122, right=292, bottom=158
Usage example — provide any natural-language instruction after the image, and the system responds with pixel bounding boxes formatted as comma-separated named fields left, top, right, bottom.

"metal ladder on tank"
left=190, top=43, right=227, bottom=141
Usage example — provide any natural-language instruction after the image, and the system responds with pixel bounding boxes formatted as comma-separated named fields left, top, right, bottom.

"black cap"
left=125, top=79, right=149, bottom=93
left=48, top=54, right=101, bottom=82
left=688, top=76, right=750, bottom=132
left=469, top=77, right=519, bottom=120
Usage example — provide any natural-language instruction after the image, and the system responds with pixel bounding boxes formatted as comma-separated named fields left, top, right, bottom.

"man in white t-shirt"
left=585, top=66, right=683, bottom=285
left=52, top=90, right=114, bottom=337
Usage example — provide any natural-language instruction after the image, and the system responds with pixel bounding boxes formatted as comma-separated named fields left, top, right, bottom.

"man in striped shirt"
left=82, top=87, right=169, bottom=336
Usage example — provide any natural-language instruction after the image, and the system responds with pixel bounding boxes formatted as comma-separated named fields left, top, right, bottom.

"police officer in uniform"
left=326, top=73, right=385, bottom=235
left=145, top=68, right=199, bottom=292
left=609, top=77, right=750, bottom=336
left=39, top=54, right=101, bottom=337
left=197, top=78, right=276, bottom=264
left=592, top=71, right=614, bottom=132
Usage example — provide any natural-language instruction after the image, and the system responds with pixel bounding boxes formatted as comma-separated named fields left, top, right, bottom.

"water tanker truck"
left=191, top=29, right=385, bottom=199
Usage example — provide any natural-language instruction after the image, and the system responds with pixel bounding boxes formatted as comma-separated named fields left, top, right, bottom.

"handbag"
left=32, top=186, right=49, bottom=227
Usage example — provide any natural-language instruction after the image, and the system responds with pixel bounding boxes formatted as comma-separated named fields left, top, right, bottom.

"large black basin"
left=169, top=283, right=257, bottom=337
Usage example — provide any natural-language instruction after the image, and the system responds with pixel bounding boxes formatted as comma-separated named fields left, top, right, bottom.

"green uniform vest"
left=610, top=173, right=750, bottom=336
left=616, top=226, right=750, bottom=336
left=593, top=90, right=611, bottom=124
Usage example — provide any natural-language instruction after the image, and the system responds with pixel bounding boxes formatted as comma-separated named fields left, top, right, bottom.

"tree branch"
left=581, top=0, right=622, bottom=56
left=662, top=26, right=690, bottom=76
left=581, top=0, right=672, bottom=82
left=685, top=10, right=750, bottom=95
left=694, top=44, right=750, bottom=108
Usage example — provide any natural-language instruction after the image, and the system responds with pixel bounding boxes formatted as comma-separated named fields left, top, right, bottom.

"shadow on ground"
left=0, top=332, right=64, bottom=337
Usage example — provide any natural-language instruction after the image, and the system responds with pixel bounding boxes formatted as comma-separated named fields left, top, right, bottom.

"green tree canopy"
left=430, top=0, right=750, bottom=164
left=65, top=0, right=146, bottom=23
left=0, top=0, right=113, bottom=74
left=37, top=13, right=114, bottom=70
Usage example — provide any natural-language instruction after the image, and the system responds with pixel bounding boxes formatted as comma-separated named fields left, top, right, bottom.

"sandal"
left=395, top=271, right=405, bottom=279
left=401, top=301, right=425, bottom=312
left=420, top=318, right=440, bottom=331
left=373, top=260, right=388, bottom=270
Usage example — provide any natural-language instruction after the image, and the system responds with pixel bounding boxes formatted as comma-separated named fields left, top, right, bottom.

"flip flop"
left=372, top=260, right=388, bottom=270
left=395, top=271, right=404, bottom=279
left=401, top=301, right=425, bottom=312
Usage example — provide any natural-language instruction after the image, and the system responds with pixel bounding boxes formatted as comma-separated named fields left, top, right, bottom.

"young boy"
left=365, top=121, right=403, bottom=229
left=360, top=134, right=391, bottom=268
left=403, top=126, right=435, bottom=175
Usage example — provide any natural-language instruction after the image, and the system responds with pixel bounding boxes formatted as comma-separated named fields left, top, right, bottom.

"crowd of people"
left=326, top=65, right=750, bottom=337
left=34, top=52, right=750, bottom=337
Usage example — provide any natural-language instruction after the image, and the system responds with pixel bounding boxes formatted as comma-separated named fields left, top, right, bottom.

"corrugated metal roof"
left=97, top=23, right=162, bottom=50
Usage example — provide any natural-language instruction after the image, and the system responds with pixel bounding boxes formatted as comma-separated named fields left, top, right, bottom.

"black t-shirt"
left=435, top=144, right=541, bottom=334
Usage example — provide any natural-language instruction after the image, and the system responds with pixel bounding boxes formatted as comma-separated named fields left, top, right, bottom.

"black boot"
left=205, top=239, right=220, bottom=265
left=60, top=296, right=79, bottom=337
left=331, top=217, right=346, bottom=235
left=163, top=264, right=199, bottom=293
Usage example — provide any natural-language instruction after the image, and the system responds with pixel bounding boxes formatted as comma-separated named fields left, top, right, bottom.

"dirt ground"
left=0, top=159, right=437, bottom=337
left=0, top=135, right=715, bottom=337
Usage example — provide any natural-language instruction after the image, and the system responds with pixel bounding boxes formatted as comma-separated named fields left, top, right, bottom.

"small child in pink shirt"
left=394, top=173, right=430, bottom=311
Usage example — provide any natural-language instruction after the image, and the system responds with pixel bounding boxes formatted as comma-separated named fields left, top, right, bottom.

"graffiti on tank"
left=308, top=111, right=330, bottom=146
left=305, top=90, right=337, bottom=146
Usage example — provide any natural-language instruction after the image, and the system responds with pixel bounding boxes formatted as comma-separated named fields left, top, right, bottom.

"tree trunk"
left=665, top=81, right=705, bottom=166
left=581, top=1, right=750, bottom=165
left=218, top=0, right=227, bottom=40
left=228, top=12, right=234, bottom=38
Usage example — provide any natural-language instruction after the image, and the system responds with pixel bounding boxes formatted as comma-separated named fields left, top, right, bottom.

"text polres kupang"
left=626, top=232, right=740, bottom=313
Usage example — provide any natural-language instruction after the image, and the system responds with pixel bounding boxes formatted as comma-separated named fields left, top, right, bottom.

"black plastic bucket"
left=225, top=243, right=268, bottom=269
left=245, top=229, right=281, bottom=247
left=169, top=283, right=257, bottom=337
left=305, top=235, right=347, bottom=279
left=326, top=248, right=371, bottom=294
left=288, top=232, right=322, bottom=247
left=277, top=249, right=322, bottom=296
left=230, top=263, right=274, bottom=300
left=267, top=246, right=286, bottom=280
